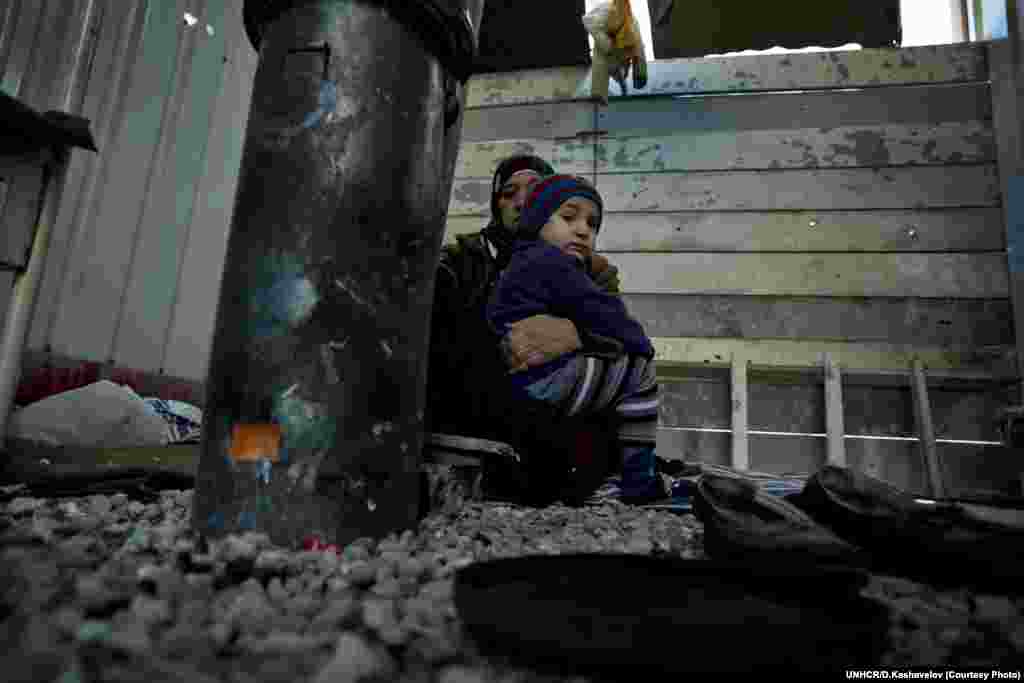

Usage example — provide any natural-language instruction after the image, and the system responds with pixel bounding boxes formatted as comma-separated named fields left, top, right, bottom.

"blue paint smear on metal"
left=207, top=511, right=225, bottom=530
left=302, top=80, right=338, bottom=129
left=238, top=511, right=256, bottom=530
left=1007, top=175, right=1024, bottom=275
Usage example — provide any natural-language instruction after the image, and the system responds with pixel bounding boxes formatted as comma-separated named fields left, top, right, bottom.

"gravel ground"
left=1, top=489, right=1023, bottom=682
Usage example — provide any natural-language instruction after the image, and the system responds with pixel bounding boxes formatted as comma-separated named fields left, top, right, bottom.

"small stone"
left=109, top=619, right=153, bottom=654
left=284, top=576, right=303, bottom=595
left=626, top=538, right=653, bottom=554
left=126, top=502, right=146, bottom=518
left=346, top=562, right=376, bottom=588
left=144, top=504, right=161, bottom=520
left=254, top=550, right=291, bottom=577
left=208, top=622, right=234, bottom=651
left=398, top=557, right=425, bottom=581
left=218, top=535, right=257, bottom=563
left=184, top=573, right=215, bottom=600
left=132, top=595, right=172, bottom=626
left=177, top=600, right=210, bottom=626
left=420, top=579, right=454, bottom=602
left=287, top=594, right=322, bottom=618
left=437, top=665, right=489, bottom=683
left=89, top=496, right=113, bottom=517
left=311, top=595, right=360, bottom=632
left=271, top=612, right=310, bottom=634
left=362, top=599, right=398, bottom=632
left=240, top=632, right=325, bottom=654
left=77, top=620, right=112, bottom=643
left=341, top=544, right=369, bottom=562
left=326, top=578, right=351, bottom=594
left=377, top=624, right=409, bottom=646
left=313, top=632, right=394, bottom=683
left=374, top=561, right=397, bottom=583
left=267, top=577, right=289, bottom=603
left=51, top=607, right=84, bottom=639
left=371, top=579, right=402, bottom=598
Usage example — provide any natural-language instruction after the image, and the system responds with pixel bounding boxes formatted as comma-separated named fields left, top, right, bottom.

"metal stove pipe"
left=193, top=0, right=485, bottom=547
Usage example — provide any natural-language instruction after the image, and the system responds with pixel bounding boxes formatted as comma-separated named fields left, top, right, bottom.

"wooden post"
left=823, top=353, right=847, bottom=468
left=911, top=359, right=945, bottom=499
left=730, top=353, right=749, bottom=471
left=990, top=0, right=1024, bottom=403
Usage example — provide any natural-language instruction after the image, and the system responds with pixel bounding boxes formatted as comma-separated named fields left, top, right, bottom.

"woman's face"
left=539, top=197, right=599, bottom=262
left=496, top=170, right=542, bottom=229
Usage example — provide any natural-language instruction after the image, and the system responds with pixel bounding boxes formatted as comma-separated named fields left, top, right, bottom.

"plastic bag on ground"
left=8, top=380, right=170, bottom=448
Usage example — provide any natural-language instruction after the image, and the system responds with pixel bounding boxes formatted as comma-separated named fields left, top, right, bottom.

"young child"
left=486, top=174, right=665, bottom=503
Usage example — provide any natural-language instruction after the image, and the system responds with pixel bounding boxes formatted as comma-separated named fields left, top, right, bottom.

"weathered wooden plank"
left=588, top=208, right=1005, bottom=253
left=454, top=139, right=595, bottom=178
left=460, top=99, right=595, bottom=142
left=988, top=40, right=1024, bottom=400
left=454, top=123, right=995, bottom=176
left=164, top=0, right=257, bottom=381
left=651, top=337, right=1014, bottom=374
left=912, top=359, right=945, bottom=498
left=730, top=354, right=749, bottom=470
left=27, top=0, right=144, bottom=353
left=748, top=433, right=824, bottom=477
left=845, top=438, right=928, bottom=495
left=50, top=0, right=188, bottom=363
left=465, top=44, right=989, bottom=107
left=613, top=252, right=1008, bottom=298
left=660, top=376, right=731, bottom=429
left=593, top=122, right=995, bottom=173
left=449, top=165, right=1000, bottom=215
left=115, top=0, right=228, bottom=373
left=824, top=354, right=847, bottom=467
left=620, top=294, right=1014, bottom=347
left=594, top=84, right=992, bottom=138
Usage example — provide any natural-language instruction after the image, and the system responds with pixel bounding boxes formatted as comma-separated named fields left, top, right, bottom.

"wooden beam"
left=610, top=252, right=1008, bottom=299
left=617, top=294, right=1013, bottom=348
left=594, top=84, right=992, bottom=136
left=452, top=209, right=1009, bottom=253
left=912, top=359, right=946, bottom=499
left=450, top=165, right=1000, bottom=216
left=730, top=353, right=749, bottom=471
left=591, top=123, right=994, bottom=174
left=988, top=35, right=1024, bottom=401
left=824, top=353, right=847, bottom=467
left=465, top=44, right=988, bottom=107
left=651, top=337, right=1017, bottom=376
left=587, top=208, right=1006, bottom=253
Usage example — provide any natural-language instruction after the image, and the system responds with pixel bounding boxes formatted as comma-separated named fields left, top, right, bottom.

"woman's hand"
left=503, top=315, right=583, bottom=373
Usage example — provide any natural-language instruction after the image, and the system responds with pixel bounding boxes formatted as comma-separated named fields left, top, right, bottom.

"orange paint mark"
left=229, top=423, right=282, bottom=463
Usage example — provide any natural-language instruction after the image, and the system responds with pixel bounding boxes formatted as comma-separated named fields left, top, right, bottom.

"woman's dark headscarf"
left=482, top=154, right=555, bottom=267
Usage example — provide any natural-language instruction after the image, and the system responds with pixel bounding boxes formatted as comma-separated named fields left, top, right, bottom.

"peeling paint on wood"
left=590, top=122, right=995, bottom=173
left=591, top=165, right=1001, bottom=214
left=650, top=337, right=1013, bottom=374
left=586, top=208, right=1005, bottom=253
left=465, top=44, right=988, bottom=107
left=449, top=165, right=1001, bottom=216
left=454, top=138, right=596, bottom=178
left=615, top=252, right=1009, bottom=298
left=620, top=294, right=1014, bottom=347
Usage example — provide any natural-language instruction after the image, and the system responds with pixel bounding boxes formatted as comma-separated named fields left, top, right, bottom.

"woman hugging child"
left=486, top=174, right=666, bottom=504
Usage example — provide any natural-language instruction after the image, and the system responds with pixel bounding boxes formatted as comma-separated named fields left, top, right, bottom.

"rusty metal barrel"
left=192, top=0, right=485, bottom=547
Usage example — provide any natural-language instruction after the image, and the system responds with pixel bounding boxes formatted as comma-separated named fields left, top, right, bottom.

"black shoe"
left=694, top=473, right=869, bottom=567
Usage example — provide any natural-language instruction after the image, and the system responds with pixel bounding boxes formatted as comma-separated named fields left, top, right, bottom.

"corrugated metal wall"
left=0, top=0, right=257, bottom=381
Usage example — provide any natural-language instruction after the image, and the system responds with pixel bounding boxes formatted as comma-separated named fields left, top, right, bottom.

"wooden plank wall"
left=449, top=44, right=1019, bottom=495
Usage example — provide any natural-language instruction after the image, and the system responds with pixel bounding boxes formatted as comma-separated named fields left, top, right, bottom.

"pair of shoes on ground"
left=695, top=464, right=1024, bottom=591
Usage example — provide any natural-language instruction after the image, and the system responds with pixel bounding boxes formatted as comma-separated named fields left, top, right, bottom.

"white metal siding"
left=0, top=0, right=257, bottom=381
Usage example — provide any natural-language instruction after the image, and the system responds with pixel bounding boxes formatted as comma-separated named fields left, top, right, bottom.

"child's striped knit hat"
left=517, top=174, right=603, bottom=239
